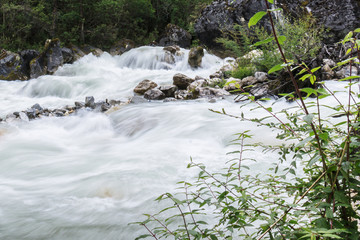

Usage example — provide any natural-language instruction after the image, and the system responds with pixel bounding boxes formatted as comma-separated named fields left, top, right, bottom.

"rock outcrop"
left=158, top=24, right=192, bottom=48
left=276, top=0, right=360, bottom=43
left=0, top=50, right=28, bottom=80
left=194, top=0, right=269, bottom=49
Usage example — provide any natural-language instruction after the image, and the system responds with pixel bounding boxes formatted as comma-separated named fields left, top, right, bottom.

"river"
left=0, top=46, right=354, bottom=239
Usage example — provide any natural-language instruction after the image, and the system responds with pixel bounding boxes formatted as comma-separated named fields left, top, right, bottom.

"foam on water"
left=0, top=46, right=357, bottom=239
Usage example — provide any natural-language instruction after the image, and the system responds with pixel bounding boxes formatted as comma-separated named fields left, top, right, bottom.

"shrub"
left=134, top=2, right=360, bottom=239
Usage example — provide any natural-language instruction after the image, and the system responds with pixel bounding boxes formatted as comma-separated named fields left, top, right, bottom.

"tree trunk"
left=80, top=0, right=85, bottom=44
left=51, top=0, right=58, bottom=38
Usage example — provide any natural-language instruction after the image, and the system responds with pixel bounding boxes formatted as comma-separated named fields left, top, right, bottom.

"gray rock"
left=175, top=90, right=198, bottom=100
left=163, top=51, right=175, bottom=64
left=276, top=0, right=360, bottom=43
left=144, top=89, right=166, bottom=100
left=75, top=101, right=85, bottom=108
left=322, top=64, right=335, bottom=80
left=19, top=49, right=39, bottom=78
left=61, top=47, right=74, bottom=64
left=241, top=76, right=258, bottom=86
left=323, top=59, right=336, bottom=68
left=31, top=103, right=43, bottom=111
left=250, top=84, right=270, bottom=99
left=134, top=80, right=158, bottom=94
left=194, top=0, right=269, bottom=49
left=208, top=98, right=217, bottom=103
left=344, top=65, right=358, bottom=78
left=0, top=51, right=28, bottom=80
left=173, top=73, right=195, bottom=89
left=163, top=46, right=180, bottom=54
left=109, top=100, right=121, bottom=105
left=335, top=68, right=346, bottom=79
left=158, top=24, right=192, bottom=48
left=26, top=109, right=37, bottom=119
left=223, top=78, right=242, bottom=92
left=159, top=85, right=178, bottom=98
left=85, top=96, right=95, bottom=108
left=188, top=80, right=208, bottom=91
left=254, top=72, right=268, bottom=82
left=30, top=39, right=64, bottom=78
left=207, top=78, right=222, bottom=87
left=188, top=46, right=204, bottom=68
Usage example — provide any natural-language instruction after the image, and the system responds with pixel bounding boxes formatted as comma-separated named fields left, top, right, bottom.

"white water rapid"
left=0, top=47, right=355, bottom=239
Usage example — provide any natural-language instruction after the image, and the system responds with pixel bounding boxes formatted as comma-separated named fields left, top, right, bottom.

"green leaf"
left=253, top=37, right=275, bottom=46
left=135, top=234, right=152, bottom=240
left=354, top=28, right=360, bottom=33
left=248, top=11, right=267, bottom=28
left=268, top=63, right=284, bottom=74
left=339, top=75, right=360, bottom=81
left=267, top=0, right=274, bottom=3
left=344, top=31, right=353, bottom=40
left=277, top=35, right=286, bottom=45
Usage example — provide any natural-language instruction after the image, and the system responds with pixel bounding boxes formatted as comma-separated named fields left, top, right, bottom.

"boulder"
left=159, top=85, right=178, bottom=98
left=0, top=51, right=28, bottom=80
left=144, top=89, right=166, bottom=100
left=158, top=24, right=192, bottom=48
left=110, top=39, right=135, bottom=56
left=134, top=80, right=158, bottom=94
left=69, top=45, right=86, bottom=61
left=250, top=84, right=270, bottom=99
left=188, top=79, right=208, bottom=91
left=224, top=78, right=242, bottom=92
left=30, top=39, right=64, bottom=78
left=254, top=72, right=268, bottom=82
left=276, top=0, right=360, bottom=43
left=163, top=46, right=180, bottom=54
left=61, top=47, right=74, bottom=64
left=322, top=64, right=335, bottom=80
left=175, top=90, right=198, bottom=100
left=173, top=73, right=195, bottom=89
left=19, top=50, right=40, bottom=78
left=194, top=0, right=269, bottom=49
left=188, top=46, right=204, bottom=68
left=85, top=96, right=95, bottom=108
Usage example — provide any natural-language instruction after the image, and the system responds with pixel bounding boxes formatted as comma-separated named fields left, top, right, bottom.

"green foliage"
left=232, top=66, right=254, bottom=79
left=0, top=0, right=211, bottom=50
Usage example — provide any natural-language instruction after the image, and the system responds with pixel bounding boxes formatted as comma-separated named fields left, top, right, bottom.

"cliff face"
left=275, top=0, right=360, bottom=43
left=194, top=0, right=360, bottom=49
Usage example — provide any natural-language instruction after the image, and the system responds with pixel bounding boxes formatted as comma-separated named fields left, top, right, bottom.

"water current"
left=0, top=46, right=355, bottom=239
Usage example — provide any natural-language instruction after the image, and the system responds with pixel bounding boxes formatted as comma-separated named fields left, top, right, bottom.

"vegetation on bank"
left=0, top=0, right=211, bottom=51
left=133, top=1, right=360, bottom=239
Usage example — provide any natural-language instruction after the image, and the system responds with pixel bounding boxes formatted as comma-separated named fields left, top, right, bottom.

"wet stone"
left=85, top=96, right=95, bottom=108
left=109, top=100, right=121, bottom=105
left=26, top=109, right=37, bottom=119
left=75, top=101, right=85, bottom=108
left=13, top=112, right=20, bottom=117
left=31, top=103, right=43, bottom=111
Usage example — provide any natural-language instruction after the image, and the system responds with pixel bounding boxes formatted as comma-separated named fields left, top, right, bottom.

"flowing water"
left=0, top=47, right=355, bottom=239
